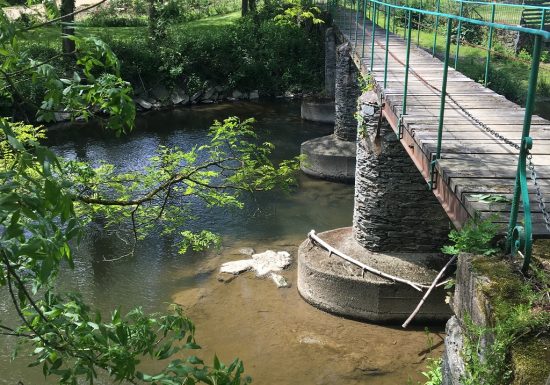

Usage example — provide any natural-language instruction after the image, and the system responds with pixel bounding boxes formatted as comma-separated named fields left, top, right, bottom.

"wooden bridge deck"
left=334, top=8, right=550, bottom=237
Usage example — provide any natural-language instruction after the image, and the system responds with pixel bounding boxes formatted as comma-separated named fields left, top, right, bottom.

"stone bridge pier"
left=300, top=40, right=360, bottom=183
left=297, top=88, right=453, bottom=323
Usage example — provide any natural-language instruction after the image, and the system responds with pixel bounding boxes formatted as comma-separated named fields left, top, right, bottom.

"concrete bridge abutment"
left=300, top=41, right=360, bottom=183
left=298, top=90, right=453, bottom=323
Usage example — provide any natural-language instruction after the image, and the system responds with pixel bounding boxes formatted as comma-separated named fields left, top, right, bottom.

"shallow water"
left=0, top=100, right=443, bottom=384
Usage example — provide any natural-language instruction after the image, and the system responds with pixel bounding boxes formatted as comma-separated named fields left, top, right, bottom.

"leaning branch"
left=308, top=230, right=430, bottom=292
left=402, top=254, right=457, bottom=328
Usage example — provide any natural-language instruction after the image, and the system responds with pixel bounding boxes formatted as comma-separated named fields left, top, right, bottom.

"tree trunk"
left=60, top=0, right=75, bottom=55
left=241, top=0, right=248, bottom=16
left=248, top=0, right=256, bottom=12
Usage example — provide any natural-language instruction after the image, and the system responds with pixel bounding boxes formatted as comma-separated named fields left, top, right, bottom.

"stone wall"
left=442, top=254, right=550, bottom=385
left=352, top=92, right=450, bottom=253
left=325, top=28, right=336, bottom=99
left=334, top=42, right=361, bottom=142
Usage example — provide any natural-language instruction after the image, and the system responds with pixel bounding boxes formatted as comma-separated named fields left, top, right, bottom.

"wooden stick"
left=402, top=254, right=458, bottom=328
left=308, top=230, right=429, bottom=292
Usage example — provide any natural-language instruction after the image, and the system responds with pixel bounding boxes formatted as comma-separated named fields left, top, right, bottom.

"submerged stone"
left=270, top=273, right=290, bottom=288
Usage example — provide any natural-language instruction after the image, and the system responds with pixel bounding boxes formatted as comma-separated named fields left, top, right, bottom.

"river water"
left=0, top=100, right=444, bottom=385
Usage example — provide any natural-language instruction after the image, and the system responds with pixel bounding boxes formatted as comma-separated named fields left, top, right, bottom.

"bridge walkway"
left=333, top=6, right=550, bottom=237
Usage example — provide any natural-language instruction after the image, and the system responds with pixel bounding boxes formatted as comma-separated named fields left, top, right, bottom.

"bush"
left=101, top=15, right=324, bottom=95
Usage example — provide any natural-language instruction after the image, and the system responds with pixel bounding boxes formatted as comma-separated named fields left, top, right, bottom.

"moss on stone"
left=467, top=256, right=550, bottom=385
left=510, top=336, right=550, bottom=385
left=470, top=257, right=527, bottom=319
left=533, top=239, right=550, bottom=261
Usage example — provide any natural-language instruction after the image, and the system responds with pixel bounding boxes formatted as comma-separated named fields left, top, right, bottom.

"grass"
left=19, top=10, right=242, bottom=48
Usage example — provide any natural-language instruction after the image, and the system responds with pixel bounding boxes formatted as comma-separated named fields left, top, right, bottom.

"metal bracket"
left=376, top=102, right=385, bottom=138
left=428, top=153, right=438, bottom=190
left=397, top=114, right=404, bottom=140
left=508, top=136, right=533, bottom=273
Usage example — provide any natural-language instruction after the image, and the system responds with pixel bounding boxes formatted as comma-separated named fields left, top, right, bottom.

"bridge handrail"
left=328, top=0, right=547, bottom=272
left=338, top=0, right=550, bottom=38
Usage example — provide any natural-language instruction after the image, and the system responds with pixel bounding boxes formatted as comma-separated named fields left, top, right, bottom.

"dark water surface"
left=0, top=100, right=443, bottom=385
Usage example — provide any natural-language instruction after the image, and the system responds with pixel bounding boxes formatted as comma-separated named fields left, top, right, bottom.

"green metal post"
left=402, top=10, right=413, bottom=116
left=393, top=4, right=396, bottom=34
left=403, top=0, right=408, bottom=39
left=384, top=5, right=390, bottom=88
left=362, top=0, right=367, bottom=57
left=484, top=3, right=496, bottom=86
left=355, top=0, right=360, bottom=46
left=370, top=3, right=377, bottom=71
left=454, top=1, right=464, bottom=69
left=541, top=8, right=546, bottom=29
left=432, top=0, right=440, bottom=57
left=430, top=18, right=452, bottom=189
left=417, top=0, right=422, bottom=47
left=507, top=35, right=542, bottom=273
left=349, top=0, right=354, bottom=37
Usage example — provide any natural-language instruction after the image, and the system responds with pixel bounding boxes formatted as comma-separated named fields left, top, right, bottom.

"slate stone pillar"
left=352, top=92, right=450, bottom=253
left=325, top=28, right=336, bottom=99
left=334, top=42, right=361, bottom=142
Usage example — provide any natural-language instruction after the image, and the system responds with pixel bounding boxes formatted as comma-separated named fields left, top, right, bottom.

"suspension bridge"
left=322, top=0, right=550, bottom=271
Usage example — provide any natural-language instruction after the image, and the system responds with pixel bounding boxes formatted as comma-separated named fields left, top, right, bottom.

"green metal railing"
left=324, top=0, right=550, bottom=272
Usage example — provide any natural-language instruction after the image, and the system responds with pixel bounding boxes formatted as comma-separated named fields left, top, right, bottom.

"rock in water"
left=238, top=247, right=255, bottom=256
left=270, top=273, right=290, bottom=288
left=220, top=259, right=255, bottom=274
left=252, top=250, right=292, bottom=277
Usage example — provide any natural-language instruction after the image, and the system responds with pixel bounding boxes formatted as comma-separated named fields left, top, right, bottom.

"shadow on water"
left=0, top=100, right=444, bottom=385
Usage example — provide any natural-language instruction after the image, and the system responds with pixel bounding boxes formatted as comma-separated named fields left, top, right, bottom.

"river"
left=0, top=100, right=444, bottom=385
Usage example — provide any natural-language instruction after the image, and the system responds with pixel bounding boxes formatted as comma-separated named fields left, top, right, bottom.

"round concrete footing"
left=297, top=227, right=452, bottom=323
left=300, top=135, right=356, bottom=183
left=301, top=98, right=335, bottom=124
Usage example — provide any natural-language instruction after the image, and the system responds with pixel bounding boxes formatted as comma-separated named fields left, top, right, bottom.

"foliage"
left=82, top=0, right=240, bottom=27
left=441, top=215, right=500, bottom=256
left=99, top=12, right=324, bottom=94
left=421, top=358, right=443, bottom=385
left=0, top=3, right=307, bottom=384
left=0, top=110, right=299, bottom=383
left=67, top=116, right=300, bottom=251
left=0, top=16, right=135, bottom=133
left=460, top=259, right=550, bottom=385
left=272, top=0, right=324, bottom=29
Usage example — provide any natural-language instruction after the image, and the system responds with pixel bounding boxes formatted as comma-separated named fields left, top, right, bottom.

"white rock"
left=249, top=90, right=259, bottom=99
left=270, top=273, right=290, bottom=288
left=170, top=90, right=188, bottom=105
left=219, top=250, right=291, bottom=279
left=191, top=91, right=202, bottom=102
left=252, top=250, right=291, bottom=277
left=232, top=90, right=243, bottom=99
left=54, top=112, right=71, bottom=122
left=152, top=85, right=170, bottom=101
left=284, top=91, right=295, bottom=98
left=202, top=87, right=215, bottom=100
left=239, top=247, right=255, bottom=256
left=220, top=259, right=255, bottom=274
left=134, top=98, right=152, bottom=110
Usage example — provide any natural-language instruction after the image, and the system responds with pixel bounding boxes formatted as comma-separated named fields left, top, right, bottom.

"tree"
left=60, top=0, right=75, bottom=55
left=0, top=4, right=299, bottom=384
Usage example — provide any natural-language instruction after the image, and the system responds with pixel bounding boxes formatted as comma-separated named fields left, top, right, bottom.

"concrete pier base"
left=300, top=135, right=356, bottom=183
left=300, top=98, right=335, bottom=124
left=297, top=227, right=451, bottom=323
